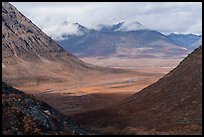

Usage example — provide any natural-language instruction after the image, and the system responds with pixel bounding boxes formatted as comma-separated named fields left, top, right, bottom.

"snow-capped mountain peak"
left=96, top=21, right=145, bottom=32
left=115, top=21, right=144, bottom=31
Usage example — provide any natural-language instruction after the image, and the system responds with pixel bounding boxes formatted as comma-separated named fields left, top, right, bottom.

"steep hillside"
left=2, top=2, right=90, bottom=85
left=2, top=2, right=127, bottom=86
left=73, top=46, right=202, bottom=135
left=2, top=82, right=90, bottom=135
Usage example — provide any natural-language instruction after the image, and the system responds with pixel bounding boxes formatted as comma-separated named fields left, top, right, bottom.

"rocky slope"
left=73, top=46, right=202, bottom=135
left=2, top=2, right=89, bottom=86
left=2, top=82, right=91, bottom=135
left=2, top=2, right=89, bottom=65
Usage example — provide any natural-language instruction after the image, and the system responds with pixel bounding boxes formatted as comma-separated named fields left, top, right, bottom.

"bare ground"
left=15, top=57, right=182, bottom=116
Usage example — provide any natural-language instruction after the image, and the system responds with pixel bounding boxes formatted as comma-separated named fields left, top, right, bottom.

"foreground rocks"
left=2, top=82, right=90, bottom=135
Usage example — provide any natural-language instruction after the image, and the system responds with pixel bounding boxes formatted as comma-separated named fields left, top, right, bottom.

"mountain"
left=2, top=82, right=90, bottom=135
left=2, top=2, right=125, bottom=87
left=2, top=2, right=89, bottom=85
left=57, top=28, right=190, bottom=58
left=61, top=21, right=91, bottom=38
left=73, top=46, right=202, bottom=135
left=97, top=21, right=144, bottom=32
left=73, top=22, right=90, bottom=32
left=189, top=37, right=202, bottom=50
left=167, top=33, right=201, bottom=49
left=97, top=22, right=125, bottom=32
left=115, top=21, right=143, bottom=31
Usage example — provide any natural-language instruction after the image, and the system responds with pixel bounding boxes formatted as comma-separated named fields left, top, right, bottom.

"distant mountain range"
left=56, top=21, right=200, bottom=58
left=167, top=33, right=201, bottom=49
left=190, top=37, right=202, bottom=49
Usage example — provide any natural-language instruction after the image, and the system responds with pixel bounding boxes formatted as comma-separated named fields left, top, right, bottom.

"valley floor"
left=16, top=57, right=183, bottom=116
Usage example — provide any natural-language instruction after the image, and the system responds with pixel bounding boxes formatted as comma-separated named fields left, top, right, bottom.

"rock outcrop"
left=2, top=82, right=90, bottom=135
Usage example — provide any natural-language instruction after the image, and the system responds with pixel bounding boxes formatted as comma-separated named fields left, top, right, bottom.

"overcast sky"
left=11, top=2, right=202, bottom=40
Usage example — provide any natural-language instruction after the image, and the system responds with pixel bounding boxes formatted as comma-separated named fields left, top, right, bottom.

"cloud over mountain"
left=11, top=2, right=202, bottom=40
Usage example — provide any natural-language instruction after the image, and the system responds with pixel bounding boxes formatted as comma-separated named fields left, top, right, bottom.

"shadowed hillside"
left=73, top=46, right=202, bottom=135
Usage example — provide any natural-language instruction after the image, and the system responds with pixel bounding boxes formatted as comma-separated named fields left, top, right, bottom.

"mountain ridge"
left=167, top=33, right=201, bottom=49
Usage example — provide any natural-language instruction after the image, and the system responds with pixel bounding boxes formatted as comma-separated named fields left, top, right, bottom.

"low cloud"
left=42, top=20, right=83, bottom=40
left=11, top=2, right=202, bottom=39
left=116, top=21, right=146, bottom=31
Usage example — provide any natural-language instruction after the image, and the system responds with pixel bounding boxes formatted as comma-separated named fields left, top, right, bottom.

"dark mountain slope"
left=73, top=46, right=202, bottom=135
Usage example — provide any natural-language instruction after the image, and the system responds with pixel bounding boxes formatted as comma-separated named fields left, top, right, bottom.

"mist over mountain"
left=56, top=22, right=191, bottom=58
left=96, top=21, right=144, bottom=32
